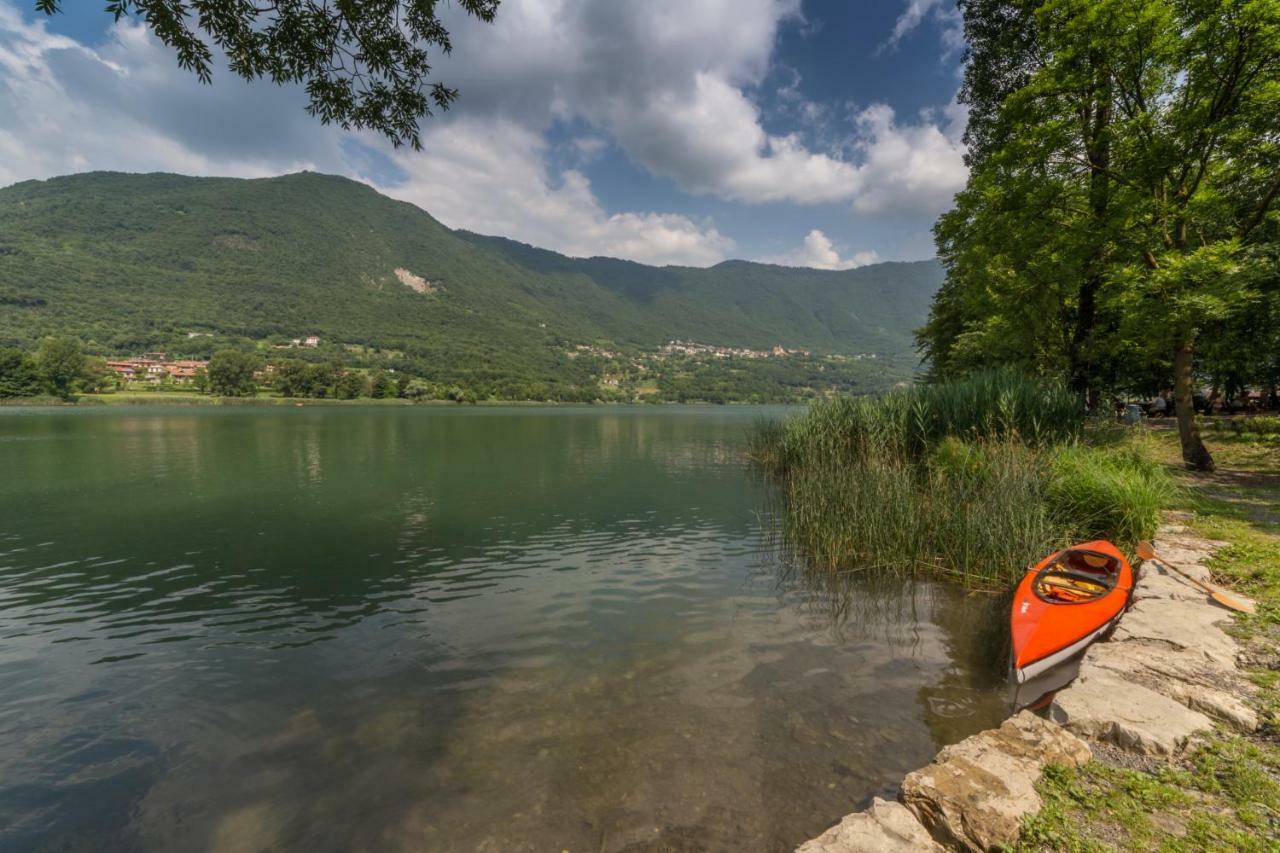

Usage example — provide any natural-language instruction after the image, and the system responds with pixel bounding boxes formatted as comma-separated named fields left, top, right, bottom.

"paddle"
left=1135, top=541, right=1255, bottom=614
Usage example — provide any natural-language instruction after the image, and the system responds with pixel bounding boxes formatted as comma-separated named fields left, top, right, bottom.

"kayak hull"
left=1010, top=540, right=1133, bottom=685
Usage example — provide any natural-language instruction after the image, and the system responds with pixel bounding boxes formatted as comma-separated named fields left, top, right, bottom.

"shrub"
left=1045, top=440, right=1177, bottom=546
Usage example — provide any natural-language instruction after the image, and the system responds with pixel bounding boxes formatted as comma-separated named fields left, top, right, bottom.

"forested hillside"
left=0, top=171, right=941, bottom=398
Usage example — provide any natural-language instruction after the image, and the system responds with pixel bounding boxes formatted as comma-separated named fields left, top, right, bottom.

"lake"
left=0, top=406, right=1008, bottom=851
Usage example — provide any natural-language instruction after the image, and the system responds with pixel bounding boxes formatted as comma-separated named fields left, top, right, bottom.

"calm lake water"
left=0, top=406, right=1008, bottom=852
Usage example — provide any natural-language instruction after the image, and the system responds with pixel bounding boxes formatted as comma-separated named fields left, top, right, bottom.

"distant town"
left=105, top=355, right=209, bottom=384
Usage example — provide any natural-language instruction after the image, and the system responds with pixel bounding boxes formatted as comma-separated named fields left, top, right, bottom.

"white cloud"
left=883, top=0, right=965, bottom=58
left=885, top=0, right=945, bottom=48
left=764, top=229, right=880, bottom=270
left=0, top=7, right=336, bottom=187
left=388, top=119, right=734, bottom=266
left=436, top=0, right=966, bottom=209
left=845, top=103, right=967, bottom=215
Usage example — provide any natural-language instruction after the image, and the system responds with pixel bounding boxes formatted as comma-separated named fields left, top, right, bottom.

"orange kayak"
left=1010, top=540, right=1133, bottom=684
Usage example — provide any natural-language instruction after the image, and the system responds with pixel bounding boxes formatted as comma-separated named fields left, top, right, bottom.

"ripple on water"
left=0, top=408, right=1009, bottom=852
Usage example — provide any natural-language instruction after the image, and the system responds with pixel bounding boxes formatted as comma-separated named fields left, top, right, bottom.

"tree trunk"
left=1069, top=58, right=1111, bottom=401
left=1173, top=338, right=1214, bottom=471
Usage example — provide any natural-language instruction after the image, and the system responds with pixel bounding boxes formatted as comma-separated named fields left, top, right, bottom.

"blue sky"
left=0, top=1, right=968, bottom=267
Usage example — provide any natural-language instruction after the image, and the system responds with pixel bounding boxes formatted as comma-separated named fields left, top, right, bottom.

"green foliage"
left=0, top=171, right=939, bottom=402
left=923, top=0, right=1280, bottom=467
left=760, top=369, right=1082, bottom=473
left=0, top=347, right=42, bottom=398
left=35, top=336, right=86, bottom=400
left=333, top=369, right=367, bottom=400
left=753, top=373, right=1166, bottom=586
left=368, top=370, right=394, bottom=399
left=206, top=348, right=259, bottom=397
left=38, top=1, right=500, bottom=150
left=1208, top=416, right=1280, bottom=441
left=1045, top=439, right=1176, bottom=545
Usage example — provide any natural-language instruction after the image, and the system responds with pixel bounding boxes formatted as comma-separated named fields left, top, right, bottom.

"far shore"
left=0, top=393, right=788, bottom=409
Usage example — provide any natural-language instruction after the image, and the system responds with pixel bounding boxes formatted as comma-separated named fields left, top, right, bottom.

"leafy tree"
left=922, top=0, right=1280, bottom=470
left=369, top=370, right=395, bottom=399
left=79, top=357, right=113, bottom=394
left=37, top=0, right=500, bottom=150
left=334, top=370, right=368, bottom=399
left=35, top=336, right=85, bottom=400
left=0, top=347, right=42, bottom=398
left=395, top=372, right=413, bottom=399
left=274, top=359, right=311, bottom=397
left=206, top=348, right=260, bottom=396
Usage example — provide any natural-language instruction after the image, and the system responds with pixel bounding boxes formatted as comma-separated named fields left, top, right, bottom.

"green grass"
left=1020, top=757, right=1274, bottom=852
left=1045, top=436, right=1178, bottom=546
left=1205, top=415, right=1280, bottom=442
left=751, top=371, right=1168, bottom=587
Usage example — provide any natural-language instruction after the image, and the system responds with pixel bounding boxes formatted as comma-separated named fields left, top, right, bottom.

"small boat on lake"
left=1010, top=540, right=1134, bottom=687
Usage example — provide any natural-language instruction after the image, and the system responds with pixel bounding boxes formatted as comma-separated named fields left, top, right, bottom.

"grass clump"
left=1045, top=438, right=1178, bottom=546
left=753, top=370, right=1170, bottom=588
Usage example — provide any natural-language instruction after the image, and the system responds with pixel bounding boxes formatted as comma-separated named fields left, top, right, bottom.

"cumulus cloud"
left=388, top=119, right=734, bottom=266
left=764, top=229, right=880, bottom=270
left=434, top=0, right=967, bottom=209
left=845, top=103, right=967, bottom=215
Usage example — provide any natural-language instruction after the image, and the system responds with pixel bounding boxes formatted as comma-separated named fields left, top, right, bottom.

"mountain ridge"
left=0, top=170, right=940, bottom=396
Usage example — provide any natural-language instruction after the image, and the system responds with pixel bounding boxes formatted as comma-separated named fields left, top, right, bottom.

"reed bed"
left=752, top=370, right=1171, bottom=589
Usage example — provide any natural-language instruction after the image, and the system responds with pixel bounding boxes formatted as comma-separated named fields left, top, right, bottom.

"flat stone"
left=900, top=712, right=1090, bottom=852
left=1111, top=596, right=1239, bottom=668
left=1084, top=641, right=1257, bottom=732
left=1049, top=668, right=1213, bottom=755
left=796, top=798, right=942, bottom=852
left=1134, top=563, right=1217, bottom=603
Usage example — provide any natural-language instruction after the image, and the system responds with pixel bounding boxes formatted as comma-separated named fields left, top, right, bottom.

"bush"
left=1046, top=440, right=1176, bottom=546
left=1208, top=416, right=1280, bottom=441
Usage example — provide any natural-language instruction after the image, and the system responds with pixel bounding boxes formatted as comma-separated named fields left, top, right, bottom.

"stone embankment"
left=798, top=518, right=1258, bottom=852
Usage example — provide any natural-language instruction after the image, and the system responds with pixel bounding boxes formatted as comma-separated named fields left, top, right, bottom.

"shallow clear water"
left=0, top=406, right=1008, bottom=852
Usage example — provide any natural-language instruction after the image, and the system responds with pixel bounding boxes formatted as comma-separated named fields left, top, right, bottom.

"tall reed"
left=753, top=371, right=1168, bottom=589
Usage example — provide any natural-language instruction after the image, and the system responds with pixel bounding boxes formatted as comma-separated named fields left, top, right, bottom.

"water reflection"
left=0, top=407, right=1007, bottom=851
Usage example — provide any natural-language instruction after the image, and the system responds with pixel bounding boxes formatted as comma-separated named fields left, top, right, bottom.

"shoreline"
left=798, top=512, right=1269, bottom=851
left=0, top=395, right=798, bottom=409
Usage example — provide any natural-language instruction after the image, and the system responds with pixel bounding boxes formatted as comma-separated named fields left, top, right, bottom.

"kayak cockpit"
left=1032, top=549, right=1122, bottom=604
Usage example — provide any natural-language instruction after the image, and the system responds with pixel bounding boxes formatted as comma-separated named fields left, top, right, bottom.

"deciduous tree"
left=37, top=0, right=500, bottom=149
left=207, top=348, right=260, bottom=396
left=35, top=336, right=86, bottom=400
left=922, top=0, right=1280, bottom=470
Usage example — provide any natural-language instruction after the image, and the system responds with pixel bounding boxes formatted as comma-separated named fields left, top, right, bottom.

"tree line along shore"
left=0, top=335, right=914, bottom=406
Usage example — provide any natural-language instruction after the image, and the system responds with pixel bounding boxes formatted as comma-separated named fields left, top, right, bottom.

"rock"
left=1084, top=641, right=1257, bottom=732
left=1134, top=563, right=1216, bottom=603
left=796, top=798, right=942, bottom=852
left=899, top=712, right=1090, bottom=852
left=1049, top=668, right=1213, bottom=755
left=1111, top=596, right=1239, bottom=668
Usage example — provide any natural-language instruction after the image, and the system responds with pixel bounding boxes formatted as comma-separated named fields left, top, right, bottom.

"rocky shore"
left=798, top=519, right=1258, bottom=851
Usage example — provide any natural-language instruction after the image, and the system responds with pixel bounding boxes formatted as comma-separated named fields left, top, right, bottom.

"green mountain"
left=0, top=171, right=941, bottom=397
